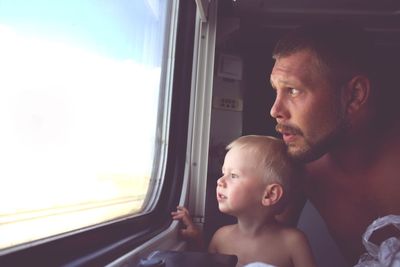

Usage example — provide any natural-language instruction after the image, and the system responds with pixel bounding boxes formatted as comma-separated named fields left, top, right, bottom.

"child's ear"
left=262, top=183, right=283, bottom=207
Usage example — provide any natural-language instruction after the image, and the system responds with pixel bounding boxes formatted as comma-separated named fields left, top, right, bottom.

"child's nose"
left=216, top=176, right=226, bottom=187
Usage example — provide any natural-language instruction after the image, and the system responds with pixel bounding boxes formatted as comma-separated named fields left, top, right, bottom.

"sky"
left=0, top=0, right=164, bottom=61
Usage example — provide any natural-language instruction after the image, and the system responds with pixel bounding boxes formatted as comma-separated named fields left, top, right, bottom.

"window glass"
left=0, top=0, right=169, bottom=250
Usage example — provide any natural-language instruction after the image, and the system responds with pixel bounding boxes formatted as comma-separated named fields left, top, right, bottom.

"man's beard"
left=276, top=119, right=349, bottom=163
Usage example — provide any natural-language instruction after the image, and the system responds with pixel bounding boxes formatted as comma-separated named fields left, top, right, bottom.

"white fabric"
left=244, top=262, right=277, bottom=267
left=354, top=215, right=400, bottom=267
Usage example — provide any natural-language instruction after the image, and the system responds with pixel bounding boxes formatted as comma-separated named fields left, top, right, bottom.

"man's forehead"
left=270, top=51, right=320, bottom=87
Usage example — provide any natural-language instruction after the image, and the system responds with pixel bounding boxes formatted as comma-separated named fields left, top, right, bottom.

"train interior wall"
left=203, top=4, right=400, bottom=267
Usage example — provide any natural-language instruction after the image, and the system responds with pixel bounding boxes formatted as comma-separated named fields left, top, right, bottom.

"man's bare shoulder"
left=302, top=126, right=400, bottom=263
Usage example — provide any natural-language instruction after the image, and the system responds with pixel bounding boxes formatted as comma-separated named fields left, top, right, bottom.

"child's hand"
left=171, top=206, right=201, bottom=240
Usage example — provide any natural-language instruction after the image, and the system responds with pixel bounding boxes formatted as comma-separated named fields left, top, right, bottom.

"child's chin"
left=218, top=205, right=233, bottom=215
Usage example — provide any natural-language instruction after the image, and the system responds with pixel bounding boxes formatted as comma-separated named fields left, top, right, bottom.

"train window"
left=0, top=0, right=174, bottom=252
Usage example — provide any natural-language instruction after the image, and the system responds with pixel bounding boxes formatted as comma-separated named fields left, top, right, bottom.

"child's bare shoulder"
left=278, top=225, right=309, bottom=246
left=275, top=225, right=316, bottom=266
left=213, top=224, right=237, bottom=238
left=208, top=224, right=238, bottom=252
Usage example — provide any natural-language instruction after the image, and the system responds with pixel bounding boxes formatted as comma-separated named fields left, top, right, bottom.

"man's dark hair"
left=272, top=21, right=376, bottom=87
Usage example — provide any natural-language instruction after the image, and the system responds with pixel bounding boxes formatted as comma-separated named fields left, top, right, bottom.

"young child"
left=171, top=135, right=316, bottom=267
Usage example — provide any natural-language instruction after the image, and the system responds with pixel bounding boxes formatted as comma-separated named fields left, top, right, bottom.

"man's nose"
left=270, top=94, right=288, bottom=120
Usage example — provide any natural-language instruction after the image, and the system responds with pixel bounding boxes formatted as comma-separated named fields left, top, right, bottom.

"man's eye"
left=288, top=88, right=300, bottom=96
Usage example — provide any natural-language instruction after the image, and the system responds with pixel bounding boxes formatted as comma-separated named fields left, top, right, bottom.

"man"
left=269, top=21, right=400, bottom=264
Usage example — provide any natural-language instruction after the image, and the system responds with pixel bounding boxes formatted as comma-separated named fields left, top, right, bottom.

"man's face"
left=270, top=50, right=348, bottom=162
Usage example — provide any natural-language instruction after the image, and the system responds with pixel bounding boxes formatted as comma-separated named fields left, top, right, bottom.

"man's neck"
left=321, top=116, right=381, bottom=173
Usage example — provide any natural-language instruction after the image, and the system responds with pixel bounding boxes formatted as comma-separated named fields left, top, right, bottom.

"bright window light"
left=0, top=0, right=169, bottom=250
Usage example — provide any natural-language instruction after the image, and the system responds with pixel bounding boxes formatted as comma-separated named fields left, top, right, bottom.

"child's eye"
left=230, top=173, right=239, bottom=179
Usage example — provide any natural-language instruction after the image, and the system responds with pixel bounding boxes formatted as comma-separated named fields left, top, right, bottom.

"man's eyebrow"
left=270, top=78, right=293, bottom=89
left=269, top=78, right=277, bottom=89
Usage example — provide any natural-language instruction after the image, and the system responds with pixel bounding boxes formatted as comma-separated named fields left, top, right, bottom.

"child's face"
left=216, top=146, right=267, bottom=216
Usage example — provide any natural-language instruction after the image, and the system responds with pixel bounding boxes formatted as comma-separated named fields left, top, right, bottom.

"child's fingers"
left=171, top=206, right=196, bottom=231
left=171, top=212, right=185, bottom=220
left=170, top=211, right=181, bottom=216
left=173, top=213, right=193, bottom=227
left=171, top=206, right=191, bottom=218
left=171, top=209, right=186, bottom=217
left=176, top=206, right=189, bottom=214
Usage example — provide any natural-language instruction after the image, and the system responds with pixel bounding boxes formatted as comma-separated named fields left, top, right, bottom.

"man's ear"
left=262, top=183, right=283, bottom=207
left=344, top=75, right=370, bottom=114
